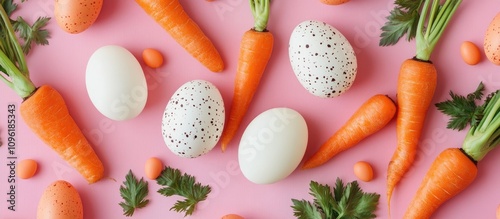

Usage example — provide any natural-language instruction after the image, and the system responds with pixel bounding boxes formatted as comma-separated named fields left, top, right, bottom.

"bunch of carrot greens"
left=379, top=0, right=462, bottom=211
left=0, top=0, right=105, bottom=183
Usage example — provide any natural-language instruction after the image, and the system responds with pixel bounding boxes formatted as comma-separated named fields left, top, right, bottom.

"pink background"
left=1, top=0, right=500, bottom=218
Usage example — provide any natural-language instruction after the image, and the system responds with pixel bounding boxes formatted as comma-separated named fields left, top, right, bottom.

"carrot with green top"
left=403, top=82, right=500, bottom=219
left=302, top=94, right=396, bottom=169
left=379, top=0, right=462, bottom=210
left=136, top=0, right=224, bottom=72
left=0, top=2, right=104, bottom=183
left=220, top=0, right=273, bottom=152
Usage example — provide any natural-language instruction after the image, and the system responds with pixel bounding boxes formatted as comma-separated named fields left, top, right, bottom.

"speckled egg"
left=162, top=80, right=225, bottom=158
left=484, top=12, right=500, bottom=65
left=54, top=0, right=103, bottom=34
left=289, top=20, right=357, bottom=98
left=37, top=180, right=83, bottom=219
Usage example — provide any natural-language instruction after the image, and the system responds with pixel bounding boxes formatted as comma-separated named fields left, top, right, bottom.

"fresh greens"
left=436, top=82, right=500, bottom=162
left=0, top=0, right=50, bottom=98
left=291, top=178, right=380, bottom=219
left=379, top=0, right=462, bottom=61
left=119, top=170, right=150, bottom=217
left=156, top=166, right=211, bottom=217
left=250, top=0, right=270, bottom=32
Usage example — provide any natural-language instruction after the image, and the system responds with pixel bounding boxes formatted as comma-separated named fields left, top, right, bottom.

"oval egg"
left=484, top=12, right=500, bottom=65
left=162, top=80, right=225, bottom=158
left=18, top=159, right=38, bottom=179
left=289, top=20, right=357, bottom=98
left=238, top=108, right=308, bottom=184
left=86, top=45, right=148, bottom=121
left=145, top=157, right=163, bottom=180
left=37, top=180, right=83, bottom=219
left=54, top=0, right=103, bottom=34
left=222, top=214, right=245, bottom=219
left=460, top=41, right=481, bottom=65
left=353, top=161, right=374, bottom=182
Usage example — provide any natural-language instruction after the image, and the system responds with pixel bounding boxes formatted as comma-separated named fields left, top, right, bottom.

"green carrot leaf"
left=119, top=170, right=150, bottom=217
left=156, top=166, right=211, bottom=217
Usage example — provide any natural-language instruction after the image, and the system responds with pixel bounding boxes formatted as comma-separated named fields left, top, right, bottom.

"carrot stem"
left=250, top=0, right=270, bottom=32
left=463, top=91, right=500, bottom=161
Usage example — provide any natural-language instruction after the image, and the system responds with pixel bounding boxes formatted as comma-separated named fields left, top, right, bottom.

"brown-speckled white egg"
left=289, top=20, right=357, bottom=98
left=484, top=13, right=500, bottom=65
left=54, top=0, right=103, bottom=34
left=162, top=80, right=225, bottom=158
left=37, top=180, right=83, bottom=219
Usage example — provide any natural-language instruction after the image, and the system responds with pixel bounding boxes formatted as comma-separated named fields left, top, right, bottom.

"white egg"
left=289, top=20, right=357, bottom=98
left=162, top=80, right=225, bottom=158
left=86, top=45, right=148, bottom=121
left=238, top=108, right=308, bottom=184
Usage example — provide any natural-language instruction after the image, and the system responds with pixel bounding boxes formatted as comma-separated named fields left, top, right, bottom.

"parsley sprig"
left=379, top=0, right=462, bottom=61
left=291, top=178, right=380, bottom=219
left=436, top=82, right=500, bottom=162
left=156, top=166, right=211, bottom=217
left=119, top=170, right=150, bottom=217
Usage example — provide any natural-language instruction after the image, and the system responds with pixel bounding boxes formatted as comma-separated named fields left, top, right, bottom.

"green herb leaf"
left=13, top=16, right=50, bottom=54
left=435, top=82, right=485, bottom=131
left=156, top=166, right=211, bottom=217
left=379, top=0, right=422, bottom=46
left=119, top=170, right=150, bottom=217
left=291, top=199, right=324, bottom=219
left=291, top=178, right=380, bottom=219
left=437, top=83, right=500, bottom=162
left=1, top=0, right=17, bottom=17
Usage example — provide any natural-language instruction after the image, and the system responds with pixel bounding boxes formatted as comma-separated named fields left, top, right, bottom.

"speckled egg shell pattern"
left=55, top=0, right=103, bottom=34
left=289, top=20, right=357, bottom=98
left=484, top=13, right=500, bottom=65
left=162, top=80, right=225, bottom=158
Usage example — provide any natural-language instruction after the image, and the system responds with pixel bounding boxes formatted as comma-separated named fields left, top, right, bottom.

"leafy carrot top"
left=0, top=0, right=50, bottom=98
left=436, top=82, right=500, bottom=162
left=379, top=0, right=462, bottom=61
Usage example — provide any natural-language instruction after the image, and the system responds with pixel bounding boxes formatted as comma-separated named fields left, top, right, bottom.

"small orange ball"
left=460, top=41, right=481, bottom=65
left=144, top=157, right=163, bottom=180
left=353, top=161, right=374, bottom=182
left=221, top=214, right=244, bottom=219
left=18, top=159, right=38, bottom=179
left=142, top=48, right=164, bottom=68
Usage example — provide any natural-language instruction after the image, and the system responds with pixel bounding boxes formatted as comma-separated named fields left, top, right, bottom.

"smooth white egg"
left=86, top=45, right=148, bottom=121
left=162, top=80, right=225, bottom=158
left=289, top=20, right=357, bottom=98
left=238, top=108, right=308, bottom=184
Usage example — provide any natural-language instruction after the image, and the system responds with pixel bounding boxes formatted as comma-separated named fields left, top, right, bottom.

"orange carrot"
left=386, top=58, right=437, bottom=207
left=302, top=94, right=396, bottom=169
left=135, top=0, right=224, bottom=72
left=401, top=83, right=500, bottom=218
left=20, top=85, right=104, bottom=183
left=220, top=0, right=273, bottom=152
left=0, top=6, right=104, bottom=183
left=379, top=0, right=462, bottom=211
left=403, top=148, right=477, bottom=219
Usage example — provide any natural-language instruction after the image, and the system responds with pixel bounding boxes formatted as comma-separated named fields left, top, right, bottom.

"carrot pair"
left=220, top=0, right=274, bottom=151
left=302, top=94, right=397, bottom=169
left=135, top=0, right=224, bottom=72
